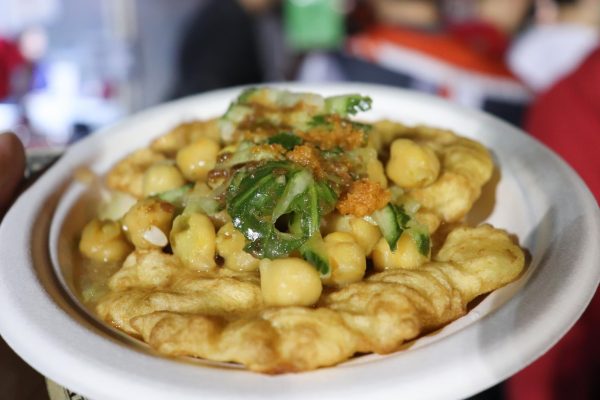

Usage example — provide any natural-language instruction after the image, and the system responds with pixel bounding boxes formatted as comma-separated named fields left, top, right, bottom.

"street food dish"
left=1, top=83, right=598, bottom=400
left=76, top=88, right=526, bottom=373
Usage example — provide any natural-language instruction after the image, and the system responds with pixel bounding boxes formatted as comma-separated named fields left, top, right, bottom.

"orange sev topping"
left=299, top=116, right=366, bottom=151
left=286, top=144, right=326, bottom=179
left=336, top=179, right=390, bottom=217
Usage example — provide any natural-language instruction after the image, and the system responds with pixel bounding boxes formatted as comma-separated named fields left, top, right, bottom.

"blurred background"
left=0, top=0, right=598, bottom=399
left=1, top=0, right=598, bottom=149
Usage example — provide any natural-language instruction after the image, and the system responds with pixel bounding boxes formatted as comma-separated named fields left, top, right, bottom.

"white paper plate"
left=1, top=83, right=598, bottom=400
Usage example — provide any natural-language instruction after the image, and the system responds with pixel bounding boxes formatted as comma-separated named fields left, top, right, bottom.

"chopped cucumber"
left=221, top=141, right=282, bottom=168
left=325, top=94, right=372, bottom=116
left=300, top=233, right=330, bottom=278
left=155, top=184, right=193, bottom=208
left=371, top=203, right=403, bottom=251
left=184, top=196, right=221, bottom=216
left=272, top=169, right=313, bottom=221
left=371, top=202, right=430, bottom=255
left=407, top=220, right=431, bottom=257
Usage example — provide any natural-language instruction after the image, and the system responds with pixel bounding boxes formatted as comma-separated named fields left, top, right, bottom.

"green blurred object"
left=284, top=0, right=345, bottom=50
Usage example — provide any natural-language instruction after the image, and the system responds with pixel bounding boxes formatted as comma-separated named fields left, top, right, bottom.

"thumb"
left=0, top=133, right=26, bottom=216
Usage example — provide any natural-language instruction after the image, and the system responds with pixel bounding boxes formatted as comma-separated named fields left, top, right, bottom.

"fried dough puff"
left=96, top=250, right=262, bottom=333
left=106, top=149, right=166, bottom=198
left=105, top=120, right=221, bottom=197
left=97, top=225, right=524, bottom=373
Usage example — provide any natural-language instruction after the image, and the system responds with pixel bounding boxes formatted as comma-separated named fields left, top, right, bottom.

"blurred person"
left=298, top=0, right=533, bottom=126
left=170, top=0, right=284, bottom=99
left=170, top=0, right=264, bottom=98
left=508, top=0, right=600, bottom=93
left=18, top=26, right=49, bottom=93
left=447, top=0, right=534, bottom=63
left=525, top=47, right=600, bottom=204
left=507, top=47, right=600, bottom=399
left=0, top=36, right=27, bottom=101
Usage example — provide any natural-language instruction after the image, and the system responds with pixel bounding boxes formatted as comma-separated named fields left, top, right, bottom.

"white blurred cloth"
left=508, top=24, right=599, bottom=93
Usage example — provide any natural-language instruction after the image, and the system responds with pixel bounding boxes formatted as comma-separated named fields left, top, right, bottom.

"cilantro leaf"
left=226, top=161, right=337, bottom=261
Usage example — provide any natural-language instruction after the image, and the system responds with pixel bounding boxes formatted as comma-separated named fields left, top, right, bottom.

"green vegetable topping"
left=325, top=94, right=372, bottom=116
left=308, top=114, right=332, bottom=128
left=226, top=161, right=337, bottom=268
left=300, top=233, right=331, bottom=277
left=219, top=88, right=378, bottom=273
left=371, top=203, right=431, bottom=256
left=220, top=141, right=283, bottom=168
left=155, top=184, right=193, bottom=208
left=267, top=132, right=303, bottom=150
left=236, top=87, right=259, bottom=104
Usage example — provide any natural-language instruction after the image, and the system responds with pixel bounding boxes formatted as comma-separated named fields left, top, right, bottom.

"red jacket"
left=507, top=47, right=600, bottom=400
left=526, top=47, right=600, bottom=204
left=0, top=38, right=25, bottom=100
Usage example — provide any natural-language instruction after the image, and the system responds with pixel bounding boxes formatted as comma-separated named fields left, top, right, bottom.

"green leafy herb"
left=267, top=132, right=303, bottom=150
left=325, top=94, right=372, bottom=116
left=308, top=114, right=331, bottom=128
left=321, top=147, right=343, bottom=158
left=226, top=161, right=337, bottom=266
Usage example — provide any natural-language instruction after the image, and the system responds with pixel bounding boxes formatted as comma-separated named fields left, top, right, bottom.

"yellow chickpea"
left=259, top=258, right=322, bottom=307
left=142, top=162, right=186, bottom=197
left=176, top=137, right=220, bottom=181
left=216, top=223, right=259, bottom=272
left=79, top=219, right=132, bottom=263
left=386, top=139, right=440, bottom=188
left=324, top=214, right=381, bottom=255
left=170, top=212, right=216, bottom=271
left=367, top=158, right=388, bottom=188
left=217, top=144, right=237, bottom=156
left=323, top=232, right=366, bottom=286
left=121, top=198, right=175, bottom=249
left=372, top=232, right=428, bottom=271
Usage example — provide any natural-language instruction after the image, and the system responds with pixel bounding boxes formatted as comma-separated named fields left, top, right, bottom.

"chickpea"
left=121, top=198, right=175, bottom=249
left=176, top=137, right=220, bottom=181
left=142, top=162, right=186, bottom=197
left=150, top=126, right=187, bottom=156
left=79, top=219, right=132, bottom=263
left=216, top=223, right=259, bottom=271
left=259, top=258, right=322, bottom=307
left=170, top=212, right=216, bottom=271
left=324, top=214, right=381, bottom=255
left=414, top=210, right=441, bottom=235
left=323, top=232, right=366, bottom=286
left=217, top=144, right=238, bottom=156
left=372, top=232, right=428, bottom=271
left=386, top=139, right=440, bottom=188
left=367, top=158, right=388, bottom=188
